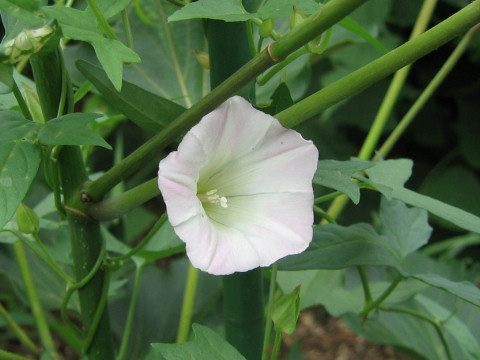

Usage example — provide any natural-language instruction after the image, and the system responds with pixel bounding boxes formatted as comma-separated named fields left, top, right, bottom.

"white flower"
left=158, top=96, right=318, bottom=275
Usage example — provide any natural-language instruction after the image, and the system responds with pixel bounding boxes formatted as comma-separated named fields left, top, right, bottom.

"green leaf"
left=364, top=159, right=480, bottom=234
left=338, top=17, right=388, bottom=54
left=279, top=197, right=432, bottom=271
left=262, top=82, right=294, bottom=116
left=314, top=158, right=372, bottom=204
left=0, top=0, right=43, bottom=25
left=118, top=0, right=208, bottom=108
left=271, top=286, right=301, bottom=335
left=91, top=38, right=141, bottom=91
left=77, top=60, right=186, bottom=132
left=278, top=223, right=402, bottom=271
left=151, top=323, right=246, bottom=360
left=168, top=0, right=320, bottom=22
left=0, top=111, right=41, bottom=229
left=0, top=64, right=14, bottom=94
left=413, top=273, right=480, bottom=308
left=417, top=295, right=480, bottom=360
left=379, top=197, right=432, bottom=257
left=168, top=0, right=251, bottom=22
left=41, top=5, right=140, bottom=91
left=38, top=113, right=111, bottom=149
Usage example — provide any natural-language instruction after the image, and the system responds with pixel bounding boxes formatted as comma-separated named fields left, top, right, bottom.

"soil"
left=282, top=309, right=412, bottom=360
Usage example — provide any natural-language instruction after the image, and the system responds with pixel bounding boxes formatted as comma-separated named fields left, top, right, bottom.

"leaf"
left=314, top=158, right=372, bottom=204
left=38, top=113, right=111, bottom=149
left=0, top=111, right=41, bottom=229
left=151, top=323, right=246, bottom=360
left=413, top=273, right=480, bottom=308
left=271, top=286, right=301, bottom=335
left=365, top=159, right=480, bottom=234
left=77, top=60, right=186, bottom=132
left=169, top=0, right=320, bottom=22
left=379, top=197, right=432, bottom=257
left=0, top=0, right=43, bottom=25
left=0, top=63, right=14, bottom=94
left=91, top=38, right=141, bottom=92
left=279, top=196, right=432, bottom=271
left=278, top=223, right=402, bottom=271
left=338, top=17, right=388, bottom=54
left=118, top=0, right=208, bottom=108
left=262, top=82, right=294, bottom=116
left=169, top=0, right=251, bottom=22
left=41, top=5, right=140, bottom=91
left=417, top=295, right=480, bottom=360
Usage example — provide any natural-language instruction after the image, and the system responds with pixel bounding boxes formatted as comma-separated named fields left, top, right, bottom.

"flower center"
left=197, top=189, right=228, bottom=208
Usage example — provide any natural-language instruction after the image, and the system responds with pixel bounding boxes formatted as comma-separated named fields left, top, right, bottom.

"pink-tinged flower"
left=158, top=96, right=318, bottom=275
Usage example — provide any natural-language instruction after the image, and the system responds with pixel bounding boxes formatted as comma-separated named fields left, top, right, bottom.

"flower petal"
left=158, top=96, right=318, bottom=275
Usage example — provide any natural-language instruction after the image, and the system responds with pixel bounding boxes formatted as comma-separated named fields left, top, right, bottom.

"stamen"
left=198, top=189, right=228, bottom=208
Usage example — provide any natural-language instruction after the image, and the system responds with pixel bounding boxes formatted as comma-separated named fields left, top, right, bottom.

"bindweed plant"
left=1, top=0, right=480, bottom=359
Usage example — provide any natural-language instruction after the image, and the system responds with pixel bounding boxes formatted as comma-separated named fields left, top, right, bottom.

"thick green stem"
left=376, top=23, right=480, bottom=159
left=30, top=46, right=115, bottom=359
left=207, top=9, right=264, bottom=358
left=83, top=0, right=368, bottom=201
left=262, top=265, right=278, bottom=360
left=275, top=0, right=480, bottom=128
left=89, top=178, right=160, bottom=221
left=358, top=0, right=438, bottom=160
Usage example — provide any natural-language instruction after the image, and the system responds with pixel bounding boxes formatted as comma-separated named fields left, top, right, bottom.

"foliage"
left=1, top=0, right=480, bottom=359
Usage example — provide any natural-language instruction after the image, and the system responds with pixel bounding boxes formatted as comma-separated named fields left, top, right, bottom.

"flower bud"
left=194, top=49, right=210, bottom=70
left=16, top=203, right=40, bottom=234
left=259, top=18, right=275, bottom=38
left=0, top=20, right=60, bottom=65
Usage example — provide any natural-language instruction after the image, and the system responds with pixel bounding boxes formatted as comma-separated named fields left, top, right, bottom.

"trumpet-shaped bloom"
left=158, top=96, right=318, bottom=275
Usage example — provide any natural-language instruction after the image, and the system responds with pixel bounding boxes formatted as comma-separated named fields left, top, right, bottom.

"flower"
left=158, top=96, right=318, bottom=275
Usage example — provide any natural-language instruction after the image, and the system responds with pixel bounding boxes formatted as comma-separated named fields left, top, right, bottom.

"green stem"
left=314, top=191, right=343, bottom=204
left=0, top=302, right=40, bottom=355
left=89, top=178, right=160, bottom=221
left=256, top=47, right=309, bottom=86
left=274, top=0, right=480, bottom=129
left=176, top=263, right=200, bottom=343
left=13, top=241, right=58, bottom=358
left=207, top=7, right=265, bottom=358
left=117, top=263, right=146, bottom=360
left=12, top=82, right=32, bottom=120
left=357, top=266, right=372, bottom=304
left=262, top=264, right=278, bottom=360
left=86, top=0, right=119, bottom=40
left=376, top=23, right=480, bottom=159
left=83, top=0, right=369, bottom=201
left=30, top=44, right=115, bottom=359
left=122, top=9, right=134, bottom=49
left=358, top=0, right=438, bottom=160
left=360, top=274, right=403, bottom=318
left=269, top=331, right=283, bottom=360
left=113, top=214, right=168, bottom=261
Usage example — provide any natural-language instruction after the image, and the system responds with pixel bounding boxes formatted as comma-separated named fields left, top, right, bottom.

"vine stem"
left=376, top=23, right=480, bottom=159
left=358, top=0, right=439, bottom=161
left=0, top=302, right=40, bottom=355
left=176, top=263, right=200, bottom=343
left=83, top=0, right=369, bottom=201
left=116, top=262, right=145, bottom=360
left=85, top=0, right=119, bottom=40
left=261, top=264, right=278, bottom=360
left=13, top=242, right=58, bottom=359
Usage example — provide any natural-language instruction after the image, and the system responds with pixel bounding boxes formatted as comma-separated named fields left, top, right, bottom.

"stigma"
left=198, top=189, right=228, bottom=208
